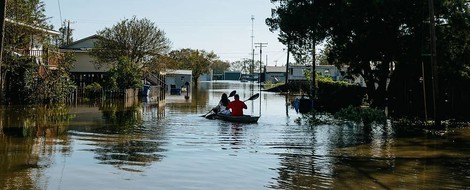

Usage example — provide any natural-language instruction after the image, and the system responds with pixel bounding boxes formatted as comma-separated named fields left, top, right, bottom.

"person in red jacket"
left=227, top=94, right=247, bottom=116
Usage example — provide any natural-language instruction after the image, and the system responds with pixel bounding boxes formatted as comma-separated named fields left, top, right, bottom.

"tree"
left=58, top=20, right=74, bottom=47
left=211, top=60, right=230, bottom=75
left=4, top=0, right=51, bottom=50
left=166, top=48, right=217, bottom=85
left=268, top=0, right=469, bottom=107
left=1, top=0, right=75, bottom=104
left=104, top=56, right=143, bottom=91
left=90, top=16, right=171, bottom=71
left=231, top=58, right=261, bottom=73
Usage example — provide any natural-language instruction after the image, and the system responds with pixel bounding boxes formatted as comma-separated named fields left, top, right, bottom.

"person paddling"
left=227, top=94, right=247, bottom=116
left=212, top=93, right=231, bottom=115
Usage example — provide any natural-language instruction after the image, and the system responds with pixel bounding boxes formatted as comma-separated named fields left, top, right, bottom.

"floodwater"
left=1, top=81, right=470, bottom=190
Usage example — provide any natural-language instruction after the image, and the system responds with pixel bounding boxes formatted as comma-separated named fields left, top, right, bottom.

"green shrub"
left=334, top=105, right=386, bottom=126
left=84, top=82, right=102, bottom=99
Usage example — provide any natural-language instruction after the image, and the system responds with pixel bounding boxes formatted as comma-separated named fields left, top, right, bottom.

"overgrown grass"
left=264, top=81, right=284, bottom=89
left=295, top=105, right=387, bottom=126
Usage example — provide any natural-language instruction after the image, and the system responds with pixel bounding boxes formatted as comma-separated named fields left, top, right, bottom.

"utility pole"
left=285, top=41, right=290, bottom=85
left=311, top=40, right=316, bottom=108
left=251, top=15, right=255, bottom=81
left=66, top=19, right=71, bottom=45
left=428, top=0, right=441, bottom=127
left=255, top=42, right=267, bottom=116
left=0, top=0, right=6, bottom=95
left=255, top=42, right=267, bottom=82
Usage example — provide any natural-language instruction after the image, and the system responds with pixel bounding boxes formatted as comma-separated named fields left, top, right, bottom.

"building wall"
left=224, top=72, right=241, bottom=80
left=288, top=65, right=343, bottom=81
left=70, top=52, right=110, bottom=73
left=166, top=74, right=192, bottom=93
left=265, top=72, right=285, bottom=83
left=69, top=52, right=110, bottom=88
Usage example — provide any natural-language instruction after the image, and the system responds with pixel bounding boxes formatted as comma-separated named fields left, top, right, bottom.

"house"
left=5, top=18, right=61, bottom=74
left=264, top=65, right=346, bottom=83
left=60, top=35, right=111, bottom=88
left=223, top=71, right=241, bottom=80
left=164, top=70, right=192, bottom=95
left=264, top=66, right=286, bottom=84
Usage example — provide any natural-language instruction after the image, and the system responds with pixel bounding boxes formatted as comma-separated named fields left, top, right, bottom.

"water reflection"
left=269, top=121, right=470, bottom=189
left=1, top=81, right=470, bottom=189
left=70, top=100, right=167, bottom=172
left=218, top=123, right=245, bottom=149
left=0, top=106, right=72, bottom=190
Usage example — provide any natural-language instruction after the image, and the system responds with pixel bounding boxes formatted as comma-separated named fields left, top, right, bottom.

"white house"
left=264, top=66, right=286, bottom=84
left=60, top=35, right=111, bottom=88
left=264, top=65, right=347, bottom=83
left=164, top=70, right=192, bottom=95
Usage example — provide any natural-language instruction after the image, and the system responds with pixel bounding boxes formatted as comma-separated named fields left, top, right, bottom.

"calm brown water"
left=1, top=81, right=470, bottom=190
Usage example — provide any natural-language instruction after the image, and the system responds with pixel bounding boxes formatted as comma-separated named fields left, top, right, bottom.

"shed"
left=164, top=70, right=192, bottom=95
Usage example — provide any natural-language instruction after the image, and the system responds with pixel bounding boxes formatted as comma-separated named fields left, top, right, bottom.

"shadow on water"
left=267, top=121, right=470, bottom=189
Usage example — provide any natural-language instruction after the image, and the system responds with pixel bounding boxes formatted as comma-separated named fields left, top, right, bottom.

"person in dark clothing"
left=212, top=93, right=231, bottom=115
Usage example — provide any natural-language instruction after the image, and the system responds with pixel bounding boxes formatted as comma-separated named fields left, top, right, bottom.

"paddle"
left=201, top=90, right=236, bottom=117
left=244, top=93, right=260, bottom=102
left=228, top=90, right=237, bottom=98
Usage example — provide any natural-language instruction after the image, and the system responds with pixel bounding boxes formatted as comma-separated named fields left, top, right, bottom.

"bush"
left=334, top=105, right=387, bottom=126
left=84, top=82, right=103, bottom=99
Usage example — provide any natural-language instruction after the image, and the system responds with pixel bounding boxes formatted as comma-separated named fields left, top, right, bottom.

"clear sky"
left=43, top=0, right=289, bottom=66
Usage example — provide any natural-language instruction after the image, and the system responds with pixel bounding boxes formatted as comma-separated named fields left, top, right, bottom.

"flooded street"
left=1, top=81, right=470, bottom=189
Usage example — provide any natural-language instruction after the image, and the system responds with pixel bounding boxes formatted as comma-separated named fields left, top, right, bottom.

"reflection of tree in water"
left=90, top=101, right=166, bottom=172
left=267, top=124, right=373, bottom=189
left=100, top=104, right=144, bottom=134
left=0, top=106, right=73, bottom=190
left=93, top=140, right=165, bottom=172
left=269, top=124, right=470, bottom=189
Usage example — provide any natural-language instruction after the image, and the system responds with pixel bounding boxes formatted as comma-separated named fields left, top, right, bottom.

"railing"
left=13, top=49, right=61, bottom=69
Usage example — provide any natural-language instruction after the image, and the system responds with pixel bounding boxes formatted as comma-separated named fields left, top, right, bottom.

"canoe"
left=206, top=113, right=260, bottom=123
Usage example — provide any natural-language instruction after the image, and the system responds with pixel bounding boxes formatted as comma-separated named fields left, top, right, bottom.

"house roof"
left=60, top=35, right=101, bottom=50
left=5, top=18, right=60, bottom=35
left=265, top=66, right=286, bottom=73
left=164, top=69, right=192, bottom=75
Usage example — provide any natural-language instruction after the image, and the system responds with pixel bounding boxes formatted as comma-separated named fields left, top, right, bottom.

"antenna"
left=255, top=42, right=267, bottom=117
left=251, top=15, right=255, bottom=80
left=57, top=0, right=63, bottom=24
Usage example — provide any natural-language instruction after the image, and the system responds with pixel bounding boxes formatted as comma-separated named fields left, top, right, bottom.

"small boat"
left=206, top=113, right=260, bottom=123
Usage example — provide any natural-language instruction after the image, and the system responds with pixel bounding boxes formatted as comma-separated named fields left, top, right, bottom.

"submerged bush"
left=295, top=106, right=387, bottom=127
left=84, top=82, right=103, bottom=99
left=334, top=105, right=386, bottom=126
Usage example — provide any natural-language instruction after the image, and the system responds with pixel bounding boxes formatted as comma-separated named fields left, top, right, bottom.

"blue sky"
left=44, top=0, right=289, bottom=66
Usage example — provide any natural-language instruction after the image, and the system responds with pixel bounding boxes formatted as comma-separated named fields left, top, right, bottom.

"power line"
left=57, top=0, right=63, bottom=24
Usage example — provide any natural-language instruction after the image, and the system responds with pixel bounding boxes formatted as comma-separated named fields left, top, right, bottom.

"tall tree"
left=90, top=16, right=171, bottom=71
left=231, top=58, right=261, bottom=73
left=1, top=0, right=75, bottom=104
left=268, top=0, right=470, bottom=121
left=4, top=0, right=51, bottom=50
left=211, top=60, right=230, bottom=75
left=167, top=48, right=217, bottom=85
